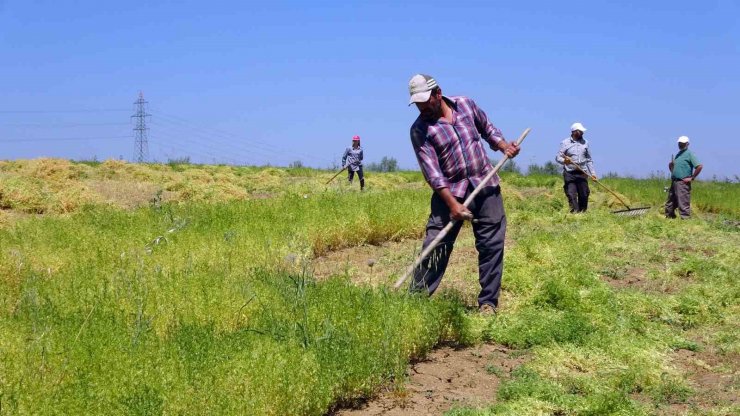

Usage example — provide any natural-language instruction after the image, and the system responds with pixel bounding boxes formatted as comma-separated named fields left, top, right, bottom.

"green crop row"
left=0, top=189, right=478, bottom=414
left=445, top=198, right=739, bottom=415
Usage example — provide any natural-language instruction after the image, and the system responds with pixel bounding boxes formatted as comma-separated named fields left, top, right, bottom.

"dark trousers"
left=411, top=185, right=506, bottom=307
left=563, top=170, right=590, bottom=213
left=348, top=166, right=364, bottom=189
left=665, top=179, right=691, bottom=218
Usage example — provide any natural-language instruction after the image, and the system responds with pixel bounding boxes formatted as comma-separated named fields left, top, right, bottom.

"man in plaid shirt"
left=408, top=74, right=520, bottom=314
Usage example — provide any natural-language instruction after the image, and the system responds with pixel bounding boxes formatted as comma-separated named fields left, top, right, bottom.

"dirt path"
left=314, top=235, right=528, bottom=415
left=316, top=234, right=739, bottom=415
left=331, top=343, right=527, bottom=416
left=670, top=347, right=739, bottom=411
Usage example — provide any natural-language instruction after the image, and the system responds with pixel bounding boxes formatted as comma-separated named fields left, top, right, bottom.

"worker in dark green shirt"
left=665, top=136, right=703, bottom=219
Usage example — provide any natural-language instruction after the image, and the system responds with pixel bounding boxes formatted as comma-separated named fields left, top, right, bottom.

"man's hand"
left=450, top=201, right=474, bottom=221
left=501, top=141, right=520, bottom=158
left=563, top=156, right=572, bottom=165
left=436, top=188, right=473, bottom=222
left=682, top=177, right=693, bottom=183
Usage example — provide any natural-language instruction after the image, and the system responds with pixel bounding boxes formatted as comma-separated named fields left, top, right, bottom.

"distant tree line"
left=489, top=159, right=563, bottom=176
left=526, top=161, right=560, bottom=175
left=366, top=156, right=399, bottom=172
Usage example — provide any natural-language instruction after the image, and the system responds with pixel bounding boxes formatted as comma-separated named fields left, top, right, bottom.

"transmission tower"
left=131, top=92, right=150, bottom=162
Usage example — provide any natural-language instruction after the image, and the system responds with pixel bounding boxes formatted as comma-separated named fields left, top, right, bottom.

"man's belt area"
left=564, top=168, right=588, bottom=175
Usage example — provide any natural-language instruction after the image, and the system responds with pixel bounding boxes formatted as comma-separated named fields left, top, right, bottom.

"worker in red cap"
left=342, top=135, right=365, bottom=190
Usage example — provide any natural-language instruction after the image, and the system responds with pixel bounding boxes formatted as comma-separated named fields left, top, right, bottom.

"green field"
left=1, top=159, right=738, bottom=415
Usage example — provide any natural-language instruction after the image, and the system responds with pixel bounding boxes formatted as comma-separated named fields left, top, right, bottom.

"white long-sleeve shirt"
left=556, top=137, right=596, bottom=176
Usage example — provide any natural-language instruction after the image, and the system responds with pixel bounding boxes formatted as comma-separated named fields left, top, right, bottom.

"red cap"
left=352, top=135, right=360, bottom=141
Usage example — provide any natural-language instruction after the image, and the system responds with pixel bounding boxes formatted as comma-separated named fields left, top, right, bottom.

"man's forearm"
left=435, top=187, right=458, bottom=210
left=692, top=165, right=703, bottom=179
left=434, top=187, right=472, bottom=221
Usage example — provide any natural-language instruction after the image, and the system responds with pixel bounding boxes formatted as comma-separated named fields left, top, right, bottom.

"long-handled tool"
left=393, top=127, right=531, bottom=290
left=325, top=166, right=347, bottom=185
left=565, top=157, right=650, bottom=216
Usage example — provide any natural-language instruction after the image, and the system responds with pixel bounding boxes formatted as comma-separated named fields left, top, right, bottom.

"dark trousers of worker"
left=563, top=170, right=590, bottom=213
left=348, top=166, right=364, bottom=189
left=410, top=184, right=506, bottom=308
left=665, top=179, right=691, bottom=219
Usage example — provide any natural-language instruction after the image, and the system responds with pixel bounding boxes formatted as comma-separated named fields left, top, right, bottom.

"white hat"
left=408, top=74, right=438, bottom=105
left=677, top=136, right=690, bottom=144
left=570, top=122, right=587, bottom=132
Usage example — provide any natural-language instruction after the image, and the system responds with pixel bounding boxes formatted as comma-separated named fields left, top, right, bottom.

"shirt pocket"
left=456, top=113, right=479, bottom=140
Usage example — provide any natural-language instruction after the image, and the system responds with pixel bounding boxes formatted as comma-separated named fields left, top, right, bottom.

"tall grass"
left=0, top=188, right=477, bottom=414
left=445, top=194, right=739, bottom=415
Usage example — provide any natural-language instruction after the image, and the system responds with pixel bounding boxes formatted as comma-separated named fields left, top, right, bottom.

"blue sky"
left=1, top=0, right=738, bottom=178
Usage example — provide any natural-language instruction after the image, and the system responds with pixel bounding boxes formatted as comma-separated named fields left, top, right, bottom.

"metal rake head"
left=611, top=207, right=651, bottom=217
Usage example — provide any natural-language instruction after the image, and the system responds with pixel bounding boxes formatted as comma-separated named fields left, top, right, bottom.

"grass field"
left=0, top=159, right=737, bottom=415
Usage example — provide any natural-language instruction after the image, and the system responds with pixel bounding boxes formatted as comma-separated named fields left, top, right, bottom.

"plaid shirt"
left=410, top=96, right=506, bottom=198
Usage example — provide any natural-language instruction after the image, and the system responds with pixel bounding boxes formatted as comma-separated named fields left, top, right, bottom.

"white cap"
left=677, top=136, right=690, bottom=144
left=408, top=74, right=438, bottom=105
left=570, top=122, right=587, bottom=132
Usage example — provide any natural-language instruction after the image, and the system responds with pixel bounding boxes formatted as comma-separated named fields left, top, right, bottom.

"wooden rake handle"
left=567, top=160, right=631, bottom=210
left=325, top=166, right=348, bottom=185
left=393, top=127, right=531, bottom=289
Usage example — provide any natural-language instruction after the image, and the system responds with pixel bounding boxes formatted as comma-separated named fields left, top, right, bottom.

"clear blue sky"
left=1, top=1, right=738, bottom=179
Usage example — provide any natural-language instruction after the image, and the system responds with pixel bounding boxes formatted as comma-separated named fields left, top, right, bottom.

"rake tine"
left=612, top=207, right=651, bottom=216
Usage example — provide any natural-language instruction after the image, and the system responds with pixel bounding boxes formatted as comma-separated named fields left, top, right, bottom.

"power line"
left=152, top=126, right=260, bottom=165
left=149, top=108, right=333, bottom=166
left=0, top=122, right=129, bottom=128
left=0, top=109, right=129, bottom=114
left=152, top=141, right=243, bottom=166
left=0, top=136, right=130, bottom=143
left=150, top=112, right=290, bottom=160
left=150, top=120, right=288, bottom=165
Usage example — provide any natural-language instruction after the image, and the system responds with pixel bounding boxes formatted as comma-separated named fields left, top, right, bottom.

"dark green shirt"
left=671, top=149, right=700, bottom=180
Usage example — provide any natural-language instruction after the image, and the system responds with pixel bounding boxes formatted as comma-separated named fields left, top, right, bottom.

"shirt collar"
left=442, top=95, right=458, bottom=110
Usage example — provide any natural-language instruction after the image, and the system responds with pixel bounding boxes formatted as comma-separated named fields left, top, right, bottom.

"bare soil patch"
left=600, top=266, right=690, bottom=294
left=602, top=267, right=648, bottom=289
left=671, top=346, right=739, bottom=411
left=312, top=232, right=515, bottom=308
left=331, top=343, right=527, bottom=416
left=315, top=235, right=527, bottom=415
left=316, top=235, right=527, bottom=415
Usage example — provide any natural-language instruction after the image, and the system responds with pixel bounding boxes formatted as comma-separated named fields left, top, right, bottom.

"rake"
left=567, top=159, right=650, bottom=216
left=393, top=127, right=531, bottom=290
left=325, top=166, right=347, bottom=185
